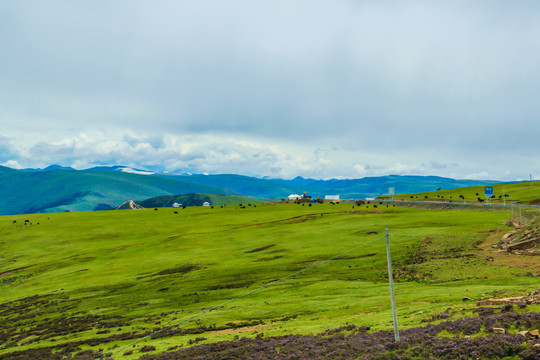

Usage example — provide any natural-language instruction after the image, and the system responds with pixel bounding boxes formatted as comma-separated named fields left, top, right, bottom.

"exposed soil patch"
left=477, top=287, right=540, bottom=306
left=205, top=281, right=254, bottom=291
left=138, top=264, right=200, bottom=279
left=331, top=253, right=376, bottom=260
left=245, top=244, right=275, bottom=253
left=0, top=265, right=33, bottom=277
left=212, top=323, right=273, bottom=335
left=477, top=217, right=540, bottom=276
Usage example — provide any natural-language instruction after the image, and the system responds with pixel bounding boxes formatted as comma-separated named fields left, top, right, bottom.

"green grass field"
left=0, top=203, right=538, bottom=359
left=380, top=180, right=540, bottom=204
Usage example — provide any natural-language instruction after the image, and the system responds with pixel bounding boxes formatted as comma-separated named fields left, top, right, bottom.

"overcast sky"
left=1, top=1, right=539, bottom=180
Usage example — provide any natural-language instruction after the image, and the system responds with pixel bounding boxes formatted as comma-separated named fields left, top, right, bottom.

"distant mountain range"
left=0, top=165, right=501, bottom=215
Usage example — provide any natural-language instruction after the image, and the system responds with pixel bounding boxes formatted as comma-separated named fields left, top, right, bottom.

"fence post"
left=385, top=228, right=400, bottom=341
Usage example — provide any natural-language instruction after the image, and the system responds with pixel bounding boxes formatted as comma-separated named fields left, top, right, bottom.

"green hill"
left=137, top=193, right=267, bottom=208
left=0, top=166, right=504, bottom=215
left=381, top=180, right=540, bottom=204
left=0, top=170, right=236, bottom=215
left=0, top=203, right=537, bottom=359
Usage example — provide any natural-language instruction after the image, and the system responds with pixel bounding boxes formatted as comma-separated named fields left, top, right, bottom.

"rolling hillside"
left=0, top=203, right=538, bottom=359
left=380, top=180, right=540, bottom=205
left=0, top=165, right=501, bottom=215
left=0, top=168, right=235, bottom=215
left=136, top=193, right=266, bottom=208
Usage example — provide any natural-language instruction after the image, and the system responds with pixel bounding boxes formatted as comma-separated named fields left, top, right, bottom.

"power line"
left=96, top=236, right=385, bottom=359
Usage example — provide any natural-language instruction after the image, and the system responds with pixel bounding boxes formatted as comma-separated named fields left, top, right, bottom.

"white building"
left=172, top=202, right=181, bottom=208
left=202, top=201, right=211, bottom=206
left=324, top=195, right=340, bottom=201
left=288, top=194, right=301, bottom=201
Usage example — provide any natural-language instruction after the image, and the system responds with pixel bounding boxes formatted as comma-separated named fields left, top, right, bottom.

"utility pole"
left=385, top=229, right=400, bottom=342
left=503, top=185, right=506, bottom=207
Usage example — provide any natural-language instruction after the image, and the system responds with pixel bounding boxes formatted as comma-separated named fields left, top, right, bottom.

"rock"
left=518, top=330, right=529, bottom=337
left=506, top=238, right=540, bottom=252
left=530, top=329, right=539, bottom=337
left=502, top=231, right=516, bottom=240
left=493, top=328, right=505, bottom=334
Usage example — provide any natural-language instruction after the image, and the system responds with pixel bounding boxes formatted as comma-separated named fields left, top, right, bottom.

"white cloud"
left=0, top=2, right=539, bottom=180
left=1, top=160, right=22, bottom=169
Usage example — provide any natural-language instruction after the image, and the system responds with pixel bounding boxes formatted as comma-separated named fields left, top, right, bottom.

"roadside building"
left=324, top=195, right=340, bottom=201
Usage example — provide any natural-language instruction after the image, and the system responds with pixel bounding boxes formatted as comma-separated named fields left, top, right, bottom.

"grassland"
left=380, top=180, right=540, bottom=205
left=0, top=203, right=539, bottom=359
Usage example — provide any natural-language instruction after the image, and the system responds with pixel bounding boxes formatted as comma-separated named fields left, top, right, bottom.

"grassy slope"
left=0, top=204, right=538, bottom=359
left=381, top=180, right=540, bottom=204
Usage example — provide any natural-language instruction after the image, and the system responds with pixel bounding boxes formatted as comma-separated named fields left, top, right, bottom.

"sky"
left=1, top=1, right=539, bottom=180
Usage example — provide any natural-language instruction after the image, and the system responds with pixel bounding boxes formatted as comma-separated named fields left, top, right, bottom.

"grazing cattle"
left=477, top=198, right=484, bottom=202
left=425, top=196, right=428, bottom=199
left=475, top=193, right=479, bottom=196
left=459, top=195, right=464, bottom=199
left=308, top=203, right=312, bottom=207
left=13, top=220, right=16, bottom=223
left=154, top=208, right=158, bottom=211
left=182, top=206, right=186, bottom=209
left=174, top=211, right=178, bottom=214
left=254, top=205, right=257, bottom=208
left=373, top=205, right=377, bottom=208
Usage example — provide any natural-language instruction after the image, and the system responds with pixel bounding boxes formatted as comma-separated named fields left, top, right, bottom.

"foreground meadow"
left=0, top=203, right=538, bottom=359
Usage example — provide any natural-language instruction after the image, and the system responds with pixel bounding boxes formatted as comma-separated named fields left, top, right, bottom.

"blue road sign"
left=484, top=186, right=493, bottom=197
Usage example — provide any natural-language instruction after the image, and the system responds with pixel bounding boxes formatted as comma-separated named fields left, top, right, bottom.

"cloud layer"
left=1, top=1, right=539, bottom=180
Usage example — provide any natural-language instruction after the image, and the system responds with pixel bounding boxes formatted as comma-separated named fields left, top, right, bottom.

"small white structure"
left=325, top=195, right=340, bottom=201
left=172, top=202, right=181, bottom=208
left=202, top=201, right=211, bottom=207
left=288, top=194, right=301, bottom=201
